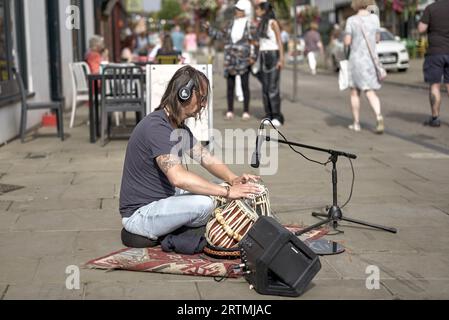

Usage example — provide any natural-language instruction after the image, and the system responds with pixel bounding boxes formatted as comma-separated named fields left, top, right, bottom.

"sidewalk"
left=288, top=57, right=428, bottom=90
left=1, top=61, right=449, bottom=300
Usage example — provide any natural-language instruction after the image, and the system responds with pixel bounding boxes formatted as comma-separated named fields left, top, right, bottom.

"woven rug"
left=84, top=226, right=328, bottom=278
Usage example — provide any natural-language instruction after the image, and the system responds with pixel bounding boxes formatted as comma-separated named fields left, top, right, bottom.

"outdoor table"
left=87, top=72, right=146, bottom=143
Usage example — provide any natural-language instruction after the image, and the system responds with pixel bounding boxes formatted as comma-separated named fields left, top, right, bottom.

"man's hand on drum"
left=231, top=174, right=260, bottom=185
left=227, top=183, right=262, bottom=200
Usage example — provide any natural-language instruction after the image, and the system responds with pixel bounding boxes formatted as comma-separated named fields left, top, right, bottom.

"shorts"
left=423, top=54, right=449, bottom=84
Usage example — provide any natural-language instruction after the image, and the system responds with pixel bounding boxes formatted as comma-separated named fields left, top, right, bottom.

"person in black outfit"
left=418, top=0, right=449, bottom=127
left=255, top=1, right=285, bottom=127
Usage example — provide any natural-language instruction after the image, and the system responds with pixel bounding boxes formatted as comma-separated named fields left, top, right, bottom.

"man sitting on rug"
left=119, top=65, right=260, bottom=244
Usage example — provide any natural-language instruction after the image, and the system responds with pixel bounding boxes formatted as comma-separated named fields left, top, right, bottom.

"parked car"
left=329, top=28, right=410, bottom=72
left=377, top=28, right=409, bottom=72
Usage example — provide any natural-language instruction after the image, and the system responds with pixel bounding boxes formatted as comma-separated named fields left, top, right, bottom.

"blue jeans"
left=122, top=189, right=214, bottom=240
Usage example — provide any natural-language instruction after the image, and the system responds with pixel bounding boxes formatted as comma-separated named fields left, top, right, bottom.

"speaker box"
left=238, top=216, right=321, bottom=297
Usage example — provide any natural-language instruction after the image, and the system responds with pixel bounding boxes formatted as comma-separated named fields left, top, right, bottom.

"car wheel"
left=398, top=68, right=407, bottom=72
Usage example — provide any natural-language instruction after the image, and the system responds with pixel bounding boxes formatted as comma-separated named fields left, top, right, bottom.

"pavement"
left=288, top=56, right=429, bottom=90
left=1, top=55, right=449, bottom=300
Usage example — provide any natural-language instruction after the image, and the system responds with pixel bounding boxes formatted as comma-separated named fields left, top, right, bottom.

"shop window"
left=0, top=0, right=27, bottom=106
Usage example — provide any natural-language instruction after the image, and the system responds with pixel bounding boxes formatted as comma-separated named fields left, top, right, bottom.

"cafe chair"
left=100, top=65, right=145, bottom=145
left=15, top=68, right=64, bottom=142
left=68, top=62, right=90, bottom=128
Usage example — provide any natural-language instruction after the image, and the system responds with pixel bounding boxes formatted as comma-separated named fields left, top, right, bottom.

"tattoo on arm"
left=156, top=154, right=181, bottom=174
left=189, top=143, right=213, bottom=165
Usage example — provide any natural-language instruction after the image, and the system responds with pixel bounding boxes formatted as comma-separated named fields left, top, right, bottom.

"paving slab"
left=83, top=280, right=201, bottom=300
left=0, top=200, right=12, bottom=211
left=0, top=172, right=75, bottom=187
left=0, top=257, right=40, bottom=285
left=3, top=283, right=85, bottom=300
left=8, top=198, right=101, bottom=213
left=12, top=209, right=121, bottom=232
left=0, top=231, right=78, bottom=260
left=382, top=280, right=449, bottom=300
left=0, top=212, right=19, bottom=232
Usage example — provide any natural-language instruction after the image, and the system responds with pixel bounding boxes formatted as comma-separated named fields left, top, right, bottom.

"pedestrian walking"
left=206, top=0, right=257, bottom=121
left=184, top=26, right=198, bottom=64
left=418, top=0, right=449, bottom=128
left=304, top=22, right=324, bottom=75
left=344, top=0, right=384, bottom=134
left=255, top=1, right=285, bottom=127
left=171, top=25, right=185, bottom=53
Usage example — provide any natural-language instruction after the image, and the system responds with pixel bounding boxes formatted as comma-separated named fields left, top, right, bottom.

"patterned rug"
left=84, top=226, right=328, bottom=278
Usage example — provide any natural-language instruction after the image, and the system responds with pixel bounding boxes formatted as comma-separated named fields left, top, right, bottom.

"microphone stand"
left=261, top=136, right=397, bottom=236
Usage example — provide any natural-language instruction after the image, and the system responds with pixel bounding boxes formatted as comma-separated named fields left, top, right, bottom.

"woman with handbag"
left=205, top=0, right=257, bottom=121
left=344, top=0, right=384, bottom=134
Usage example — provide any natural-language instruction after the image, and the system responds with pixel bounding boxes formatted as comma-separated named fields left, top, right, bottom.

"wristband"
left=223, top=185, right=231, bottom=198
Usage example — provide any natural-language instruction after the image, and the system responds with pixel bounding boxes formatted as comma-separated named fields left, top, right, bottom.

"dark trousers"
left=226, top=70, right=250, bottom=113
left=259, top=50, right=284, bottom=123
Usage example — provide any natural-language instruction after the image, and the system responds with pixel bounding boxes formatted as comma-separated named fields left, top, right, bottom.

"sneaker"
left=426, top=116, right=441, bottom=127
left=242, top=112, right=251, bottom=120
left=262, top=118, right=272, bottom=125
left=271, top=119, right=282, bottom=127
left=375, top=115, right=384, bottom=134
left=225, top=112, right=234, bottom=120
left=348, top=123, right=361, bottom=132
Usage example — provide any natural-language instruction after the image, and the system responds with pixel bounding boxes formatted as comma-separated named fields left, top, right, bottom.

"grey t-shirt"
left=119, top=109, right=196, bottom=218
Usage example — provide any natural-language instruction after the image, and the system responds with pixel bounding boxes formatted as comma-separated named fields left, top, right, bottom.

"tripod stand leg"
left=295, top=218, right=331, bottom=236
left=312, top=212, right=328, bottom=218
left=341, top=216, right=397, bottom=233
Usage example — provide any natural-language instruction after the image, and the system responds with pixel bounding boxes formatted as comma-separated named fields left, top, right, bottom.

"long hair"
left=161, top=34, right=174, bottom=53
left=156, top=65, right=210, bottom=126
left=257, top=2, right=277, bottom=39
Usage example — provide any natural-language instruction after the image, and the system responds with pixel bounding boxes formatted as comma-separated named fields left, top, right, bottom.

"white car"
left=329, top=28, right=410, bottom=72
left=377, top=28, right=409, bottom=72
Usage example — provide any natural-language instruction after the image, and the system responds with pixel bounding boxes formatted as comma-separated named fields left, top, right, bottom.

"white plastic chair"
left=68, top=62, right=90, bottom=128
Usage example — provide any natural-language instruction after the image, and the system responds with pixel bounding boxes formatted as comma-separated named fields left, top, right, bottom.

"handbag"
left=359, top=19, right=387, bottom=82
left=251, top=51, right=261, bottom=75
left=338, top=59, right=350, bottom=91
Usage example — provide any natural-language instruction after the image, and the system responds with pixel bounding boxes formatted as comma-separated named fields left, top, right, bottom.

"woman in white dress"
left=344, top=0, right=384, bottom=134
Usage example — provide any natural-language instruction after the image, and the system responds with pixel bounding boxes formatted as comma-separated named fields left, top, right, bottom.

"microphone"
left=251, top=120, right=266, bottom=168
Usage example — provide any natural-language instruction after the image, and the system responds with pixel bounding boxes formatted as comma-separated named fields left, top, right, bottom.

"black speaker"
left=238, top=216, right=321, bottom=297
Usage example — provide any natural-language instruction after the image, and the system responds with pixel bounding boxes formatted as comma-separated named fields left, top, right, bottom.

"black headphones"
left=178, top=78, right=195, bottom=102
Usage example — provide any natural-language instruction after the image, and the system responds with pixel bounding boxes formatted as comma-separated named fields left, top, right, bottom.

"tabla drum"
left=245, top=183, right=271, bottom=217
left=211, top=182, right=272, bottom=218
left=211, top=182, right=230, bottom=208
left=204, top=200, right=259, bottom=259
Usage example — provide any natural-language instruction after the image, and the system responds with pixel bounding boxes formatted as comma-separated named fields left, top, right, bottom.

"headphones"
left=178, top=78, right=195, bottom=102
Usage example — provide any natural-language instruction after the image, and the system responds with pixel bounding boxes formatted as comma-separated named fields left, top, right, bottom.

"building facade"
left=0, top=0, right=95, bottom=145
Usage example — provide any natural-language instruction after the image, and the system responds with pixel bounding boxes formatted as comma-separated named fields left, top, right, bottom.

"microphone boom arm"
left=263, top=136, right=357, bottom=160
